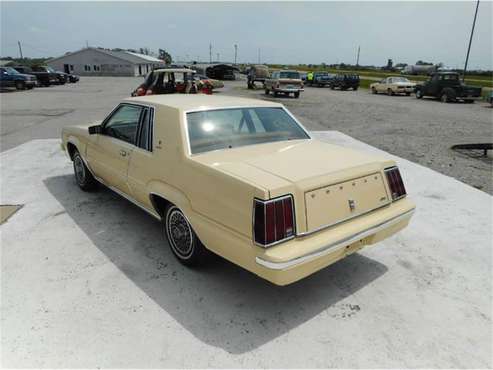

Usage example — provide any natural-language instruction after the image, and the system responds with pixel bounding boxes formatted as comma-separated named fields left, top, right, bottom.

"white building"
left=47, top=47, right=165, bottom=76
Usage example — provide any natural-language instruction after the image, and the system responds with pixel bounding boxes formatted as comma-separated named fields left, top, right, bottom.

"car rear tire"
left=415, top=89, right=423, bottom=99
left=164, top=205, right=207, bottom=266
left=264, top=88, right=269, bottom=95
left=371, top=87, right=377, bottom=94
left=15, top=81, right=25, bottom=90
left=387, top=88, right=393, bottom=96
left=73, top=150, right=98, bottom=191
left=294, top=92, right=300, bottom=98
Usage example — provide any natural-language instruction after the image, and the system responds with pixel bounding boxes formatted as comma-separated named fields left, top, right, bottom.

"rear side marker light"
left=385, top=167, right=407, bottom=200
left=253, top=196, right=295, bottom=247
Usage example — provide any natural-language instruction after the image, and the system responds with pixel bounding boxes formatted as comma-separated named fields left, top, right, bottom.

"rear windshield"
left=187, top=107, right=309, bottom=154
left=279, top=71, right=300, bottom=79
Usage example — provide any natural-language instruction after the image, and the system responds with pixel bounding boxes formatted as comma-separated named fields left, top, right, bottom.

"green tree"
left=158, top=49, right=173, bottom=64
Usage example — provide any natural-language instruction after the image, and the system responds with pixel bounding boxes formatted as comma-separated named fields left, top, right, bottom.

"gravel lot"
left=2, top=77, right=491, bottom=193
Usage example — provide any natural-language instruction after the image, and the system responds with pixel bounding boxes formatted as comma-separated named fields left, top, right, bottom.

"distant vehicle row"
left=371, top=72, right=482, bottom=103
left=0, top=65, right=79, bottom=90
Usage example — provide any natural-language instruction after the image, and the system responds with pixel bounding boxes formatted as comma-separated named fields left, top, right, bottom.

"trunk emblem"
left=348, top=199, right=356, bottom=212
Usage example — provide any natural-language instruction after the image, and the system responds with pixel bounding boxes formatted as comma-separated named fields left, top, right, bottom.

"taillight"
left=253, top=196, right=295, bottom=247
left=145, top=89, right=153, bottom=95
left=385, top=167, right=407, bottom=200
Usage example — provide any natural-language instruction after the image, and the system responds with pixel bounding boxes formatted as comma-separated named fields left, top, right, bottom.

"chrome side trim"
left=78, top=152, right=161, bottom=221
left=255, top=208, right=415, bottom=270
left=107, top=184, right=161, bottom=220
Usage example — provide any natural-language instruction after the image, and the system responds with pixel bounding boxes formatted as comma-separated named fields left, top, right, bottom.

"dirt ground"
left=224, top=80, right=493, bottom=194
left=1, top=77, right=492, bottom=193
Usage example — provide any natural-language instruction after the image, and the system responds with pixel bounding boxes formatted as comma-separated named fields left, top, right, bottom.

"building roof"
left=153, top=68, right=196, bottom=73
left=124, top=94, right=282, bottom=111
left=48, top=47, right=165, bottom=65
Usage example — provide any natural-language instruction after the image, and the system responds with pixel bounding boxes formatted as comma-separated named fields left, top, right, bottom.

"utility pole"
left=234, top=44, right=238, bottom=65
left=209, top=43, right=212, bottom=63
left=17, top=41, right=23, bottom=59
left=258, top=48, right=260, bottom=64
left=356, top=45, right=360, bottom=67
left=463, top=0, right=480, bottom=81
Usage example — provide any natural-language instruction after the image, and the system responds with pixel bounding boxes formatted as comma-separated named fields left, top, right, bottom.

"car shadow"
left=44, top=174, right=388, bottom=354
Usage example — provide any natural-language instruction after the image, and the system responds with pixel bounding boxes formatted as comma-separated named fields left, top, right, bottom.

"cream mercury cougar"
left=61, top=95, right=415, bottom=285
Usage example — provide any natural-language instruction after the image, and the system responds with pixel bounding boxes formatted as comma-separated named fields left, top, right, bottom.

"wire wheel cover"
left=167, top=209, right=193, bottom=258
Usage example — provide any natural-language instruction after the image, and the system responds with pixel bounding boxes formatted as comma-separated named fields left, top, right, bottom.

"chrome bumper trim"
left=256, top=208, right=415, bottom=270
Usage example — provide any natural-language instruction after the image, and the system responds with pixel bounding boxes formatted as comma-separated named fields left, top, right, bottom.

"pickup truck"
left=12, top=65, right=59, bottom=86
left=264, top=70, right=304, bottom=98
left=0, top=67, right=37, bottom=90
left=415, top=72, right=482, bottom=103
left=329, top=74, right=360, bottom=90
left=309, top=72, right=334, bottom=87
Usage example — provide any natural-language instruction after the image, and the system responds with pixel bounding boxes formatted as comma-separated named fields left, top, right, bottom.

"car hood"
left=191, top=139, right=393, bottom=188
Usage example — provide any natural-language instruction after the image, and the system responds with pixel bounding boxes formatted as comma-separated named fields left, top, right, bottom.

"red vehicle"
left=131, top=68, right=213, bottom=96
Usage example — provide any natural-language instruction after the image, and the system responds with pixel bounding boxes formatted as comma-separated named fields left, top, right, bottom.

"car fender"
left=65, top=134, right=87, bottom=158
left=147, top=181, right=193, bottom=217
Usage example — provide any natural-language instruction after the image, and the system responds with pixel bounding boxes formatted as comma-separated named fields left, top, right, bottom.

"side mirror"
left=88, top=124, right=102, bottom=135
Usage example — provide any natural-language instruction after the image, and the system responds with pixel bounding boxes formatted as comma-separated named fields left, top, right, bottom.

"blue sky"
left=1, top=1, right=492, bottom=69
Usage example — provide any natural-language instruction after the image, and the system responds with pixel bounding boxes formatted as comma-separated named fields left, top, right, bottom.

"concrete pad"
left=1, top=133, right=491, bottom=368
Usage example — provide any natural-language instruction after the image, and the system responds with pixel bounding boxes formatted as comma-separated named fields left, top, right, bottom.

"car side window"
left=103, top=104, right=143, bottom=144
left=137, top=107, right=154, bottom=151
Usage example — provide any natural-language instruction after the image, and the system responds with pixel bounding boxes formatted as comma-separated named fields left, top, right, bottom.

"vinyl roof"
left=124, top=94, right=282, bottom=111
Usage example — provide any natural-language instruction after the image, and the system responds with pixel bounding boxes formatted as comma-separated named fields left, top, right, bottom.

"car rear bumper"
left=190, top=197, right=415, bottom=286
left=275, top=88, right=304, bottom=93
left=254, top=198, right=415, bottom=285
left=395, top=87, right=415, bottom=93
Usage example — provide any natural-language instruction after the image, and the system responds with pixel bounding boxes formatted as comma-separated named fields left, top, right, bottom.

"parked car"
left=57, top=71, right=79, bottom=83
left=415, top=72, right=482, bottom=103
left=264, top=70, right=304, bottom=98
left=0, top=67, right=37, bottom=90
left=309, top=71, right=334, bottom=87
left=131, top=68, right=199, bottom=96
left=247, top=64, right=269, bottom=89
left=12, top=65, right=58, bottom=86
left=61, top=95, right=415, bottom=286
left=370, top=77, right=416, bottom=96
left=329, top=74, right=360, bottom=90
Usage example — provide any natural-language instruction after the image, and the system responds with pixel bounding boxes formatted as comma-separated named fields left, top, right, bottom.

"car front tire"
left=416, top=89, right=423, bottom=99
left=73, top=150, right=98, bottom=191
left=164, top=205, right=207, bottom=266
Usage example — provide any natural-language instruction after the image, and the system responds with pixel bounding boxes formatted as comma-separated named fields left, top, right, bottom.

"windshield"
left=187, top=107, right=309, bottom=154
left=393, top=77, right=410, bottom=83
left=279, top=71, right=300, bottom=79
left=316, top=72, right=329, bottom=76
left=4, top=67, right=20, bottom=74
left=46, top=67, right=56, bottom=73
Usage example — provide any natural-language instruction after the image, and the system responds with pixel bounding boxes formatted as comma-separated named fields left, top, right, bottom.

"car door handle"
left=120, top=149, right=127, bottom=157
